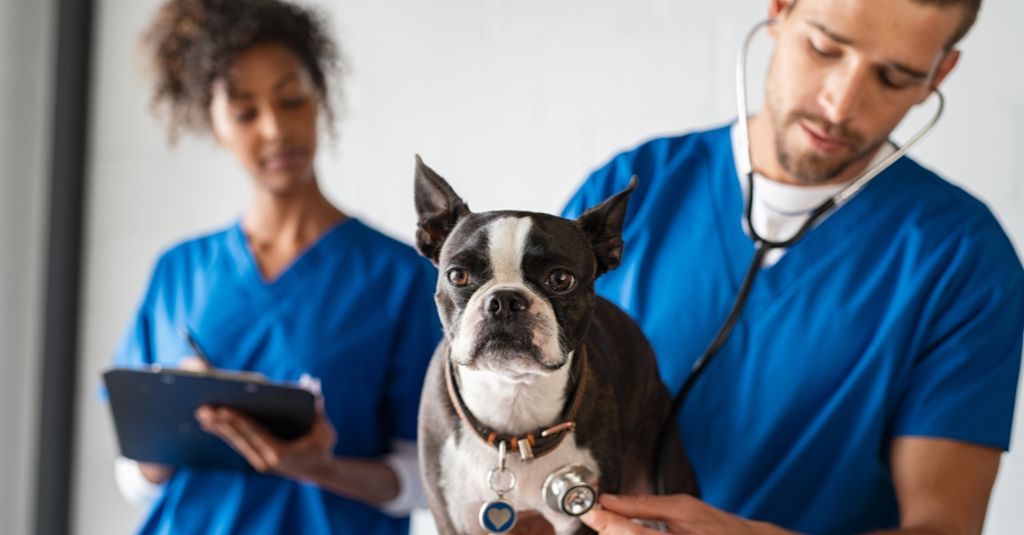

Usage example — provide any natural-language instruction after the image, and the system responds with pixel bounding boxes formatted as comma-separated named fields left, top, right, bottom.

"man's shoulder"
left=564, top=123, right=735, bottom=218
left=603, top=122, right=733, bottom=171
left=880, top=157, right=1022, bottom=275
left=892, top=158, right=1007, bottom=234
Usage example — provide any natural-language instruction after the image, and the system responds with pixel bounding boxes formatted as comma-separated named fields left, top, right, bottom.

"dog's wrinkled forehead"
left=413, top=155, right=636, bottom=280
left=439, top=212, right=595, bottom=280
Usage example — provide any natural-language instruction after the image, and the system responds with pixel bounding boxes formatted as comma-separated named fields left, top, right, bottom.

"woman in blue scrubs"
left=110, top=1, right=441, bottom=533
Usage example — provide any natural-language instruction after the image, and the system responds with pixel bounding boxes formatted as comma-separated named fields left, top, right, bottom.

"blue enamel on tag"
left=479, top=499, right=516, bottom=533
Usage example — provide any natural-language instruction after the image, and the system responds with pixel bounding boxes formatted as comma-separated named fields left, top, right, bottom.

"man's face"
left=765, top=0, right=963, bottom=184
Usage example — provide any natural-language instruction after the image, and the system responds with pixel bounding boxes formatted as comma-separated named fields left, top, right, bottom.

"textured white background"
left=10, top=0, right=1011, bottom=533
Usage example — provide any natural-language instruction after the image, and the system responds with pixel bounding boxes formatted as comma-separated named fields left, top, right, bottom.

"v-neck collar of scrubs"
left=729, top=123, right=896, bottom=267
left=225, top=216, right=359, bottom=303
left=709, top=124, right=904, bottom=309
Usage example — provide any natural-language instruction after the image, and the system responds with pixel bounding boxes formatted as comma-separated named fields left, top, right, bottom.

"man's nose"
left=819, top=62, right=869, bottom=125
left=484, top=289, right=528, bottom=320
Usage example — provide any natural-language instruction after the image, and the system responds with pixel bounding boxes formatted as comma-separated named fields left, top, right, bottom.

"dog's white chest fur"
left=439, top=426, right=598, bottom=535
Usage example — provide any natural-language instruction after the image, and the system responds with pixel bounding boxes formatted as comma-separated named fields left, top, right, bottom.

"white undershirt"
left=730, top=123, right=896, bottom=266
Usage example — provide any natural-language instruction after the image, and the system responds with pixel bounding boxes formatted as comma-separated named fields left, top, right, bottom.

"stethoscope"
left=653, top=18, right=946, bottom=495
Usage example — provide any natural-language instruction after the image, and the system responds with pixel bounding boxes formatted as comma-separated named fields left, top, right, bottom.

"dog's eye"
left=447, top=268, right=470, bottom=287
left=546, top=269, right=576, bottom=292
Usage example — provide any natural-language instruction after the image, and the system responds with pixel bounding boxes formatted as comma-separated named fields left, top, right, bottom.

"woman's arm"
left=195, top=404, right=418, bottom=508
left=114, top=458, right=170, bottom=507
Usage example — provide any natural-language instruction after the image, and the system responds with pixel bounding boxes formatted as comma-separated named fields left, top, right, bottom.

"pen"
left=180, top=327, right=267, bottom=382
left=182, top=327, right=214, bottom=369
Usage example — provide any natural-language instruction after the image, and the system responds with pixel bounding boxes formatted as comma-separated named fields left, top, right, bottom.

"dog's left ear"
left=415, top=155, right=471, bottom=264
left=574, top=176, right=638, bottom=277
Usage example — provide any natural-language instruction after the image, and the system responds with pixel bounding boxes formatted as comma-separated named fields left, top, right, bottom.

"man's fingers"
left=580, top=508, right=659, bottom=534
left=598, top=493, right=700, bottom=522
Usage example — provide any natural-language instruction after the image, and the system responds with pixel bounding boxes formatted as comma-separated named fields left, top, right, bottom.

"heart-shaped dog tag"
left=479, top=499, right=516, bottom=533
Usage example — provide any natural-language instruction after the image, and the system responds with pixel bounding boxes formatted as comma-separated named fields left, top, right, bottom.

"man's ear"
left=767, top=0, right=796, bottom=37
left=574, top=176, right=637, bottom=278
left=922, top=49, right=960, bottom=103
left=768, top=0, right=797, bottom=18
left=414, top=155, right=470, bottom=264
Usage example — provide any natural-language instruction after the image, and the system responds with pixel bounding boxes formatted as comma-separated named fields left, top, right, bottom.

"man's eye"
left=808, top=38, right=840, bottom=59
left=447, top=268, right=470, bottom=287
left=878, top=69, right=913, bottom=90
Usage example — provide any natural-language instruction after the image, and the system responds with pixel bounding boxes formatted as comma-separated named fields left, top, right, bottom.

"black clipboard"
left=103, top=367, right=316, bottom=471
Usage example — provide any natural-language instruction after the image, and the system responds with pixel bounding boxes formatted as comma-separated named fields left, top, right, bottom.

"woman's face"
left=208, top=42, right=320, bottom=194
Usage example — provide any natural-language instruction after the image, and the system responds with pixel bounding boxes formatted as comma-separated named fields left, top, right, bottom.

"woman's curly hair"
left=142, top=0, right=343, bottom=142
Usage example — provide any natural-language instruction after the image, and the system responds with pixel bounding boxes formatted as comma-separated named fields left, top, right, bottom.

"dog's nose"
left=484, top=290, right=528, bottom=320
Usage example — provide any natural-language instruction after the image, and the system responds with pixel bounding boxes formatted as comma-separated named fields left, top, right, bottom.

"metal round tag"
left=487, top=467, right=516, bottom=494
left=479, top=499, right=517, bottom=533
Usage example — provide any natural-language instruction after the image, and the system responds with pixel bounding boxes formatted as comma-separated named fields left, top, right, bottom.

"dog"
left=413, top=156, right=698, bottom=534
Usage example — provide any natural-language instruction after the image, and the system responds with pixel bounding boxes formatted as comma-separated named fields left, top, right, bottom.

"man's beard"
left=768, top=97, right=882, bottom=185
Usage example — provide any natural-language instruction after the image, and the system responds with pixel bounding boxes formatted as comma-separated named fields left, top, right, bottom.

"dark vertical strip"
left=34, top=0, right=94, bottom=532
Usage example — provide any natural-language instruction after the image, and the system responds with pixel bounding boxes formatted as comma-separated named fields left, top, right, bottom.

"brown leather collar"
left=445, top=344, right=589, bottom=461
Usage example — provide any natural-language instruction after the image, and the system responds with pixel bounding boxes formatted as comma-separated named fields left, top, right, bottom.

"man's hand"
left=581, top=494, right=796, bottom=535
left=195, top=401, right=337, bottom=481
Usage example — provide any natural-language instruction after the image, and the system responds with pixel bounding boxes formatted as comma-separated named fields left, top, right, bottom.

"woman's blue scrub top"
left=112, top=218, right=442, bottom=535
left=563, top=125, right=1024, bottom=534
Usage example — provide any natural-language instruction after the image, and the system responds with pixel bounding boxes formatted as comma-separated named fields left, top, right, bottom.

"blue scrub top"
left=563, top=125, right=1024, bottom=534
left=112, top=218, right=442, bottom=535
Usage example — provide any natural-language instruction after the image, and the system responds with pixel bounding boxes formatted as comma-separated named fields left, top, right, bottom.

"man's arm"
left=581, top=436, right=1002, bottom=534
left=869, top=436, right=1001, bottom=535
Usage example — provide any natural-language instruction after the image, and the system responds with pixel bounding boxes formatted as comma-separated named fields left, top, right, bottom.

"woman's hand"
left=581, top=494, right=796, bottom=535
left=137, top=462, right=175, bottom=484
left=186, top=354, right=338, bottom=479
left=135, top=355, right=213, bottom=484
left=195, top=401, right=337, bottom=481
left=195, top=401, right=401, bottom=504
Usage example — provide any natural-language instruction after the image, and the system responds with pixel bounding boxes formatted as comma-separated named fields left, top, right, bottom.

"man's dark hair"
left=142, top=0, right=343, bottom=141
left=788, top=0, right=981, bottom=49
left=917, top=0, right=982, bottom=47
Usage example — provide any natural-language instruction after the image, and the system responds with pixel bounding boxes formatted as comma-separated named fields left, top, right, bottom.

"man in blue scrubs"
left=569, top=1, right=1024, bottom=533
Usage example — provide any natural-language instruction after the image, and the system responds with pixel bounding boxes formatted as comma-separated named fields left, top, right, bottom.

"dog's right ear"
left=414, top=155, right=470, bottom=264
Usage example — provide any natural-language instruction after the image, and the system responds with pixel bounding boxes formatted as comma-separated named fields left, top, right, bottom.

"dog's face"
left=414, top=156, right=635, bottom=379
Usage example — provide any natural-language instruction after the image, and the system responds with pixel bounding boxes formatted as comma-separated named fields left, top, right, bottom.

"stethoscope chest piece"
left=543, top=464, right=599, bottom=516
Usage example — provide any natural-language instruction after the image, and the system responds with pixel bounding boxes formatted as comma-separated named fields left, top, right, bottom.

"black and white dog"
left=414, top=156, right=697, bottom=535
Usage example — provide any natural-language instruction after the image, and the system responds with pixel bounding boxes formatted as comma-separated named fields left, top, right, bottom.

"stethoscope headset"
left=652, top=17, right=947, bottom=495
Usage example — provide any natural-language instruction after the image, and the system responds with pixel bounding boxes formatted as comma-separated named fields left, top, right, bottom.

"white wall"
left=74, top=1, right=1024, bottom=534
left=0, top=1, right=53, bottom=534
